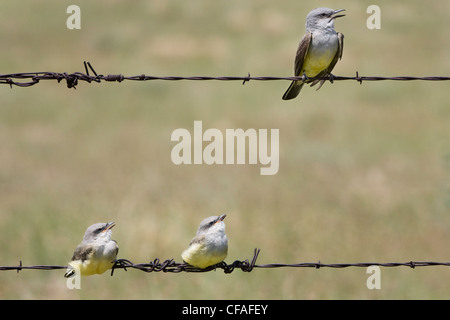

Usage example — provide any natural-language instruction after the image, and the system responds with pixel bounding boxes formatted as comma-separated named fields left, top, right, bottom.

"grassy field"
left=0, top=0, right=449, bottom=299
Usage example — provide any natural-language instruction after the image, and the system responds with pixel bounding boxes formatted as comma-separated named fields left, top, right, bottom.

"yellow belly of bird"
left=182, top=243, right=227, bottom=269
left=302, top=37, right=338, bottom=78
left=69, top=258, right=113, bottom=276
left=302, top=51, right=335, bottom=78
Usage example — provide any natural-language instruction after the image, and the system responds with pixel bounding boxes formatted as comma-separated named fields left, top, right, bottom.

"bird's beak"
left=215, top=214, right=226, bottom=224
left=102, top=221, right=116, bottom=232
left=330, top=9, right=345, bottom=21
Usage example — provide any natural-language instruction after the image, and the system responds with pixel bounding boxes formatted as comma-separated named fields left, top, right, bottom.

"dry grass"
left=0, top=0, right=449, bottom=299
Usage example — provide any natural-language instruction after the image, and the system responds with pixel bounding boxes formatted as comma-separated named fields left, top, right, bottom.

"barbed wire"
left=1, top=62, right=450, bottom=89
left=2, top=249, right=450, bottom=276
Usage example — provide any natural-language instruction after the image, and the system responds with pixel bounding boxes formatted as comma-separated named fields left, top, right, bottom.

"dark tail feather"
left=64, top=268, right=75, bottom=278
left=282, top=81, right=304, bottom=100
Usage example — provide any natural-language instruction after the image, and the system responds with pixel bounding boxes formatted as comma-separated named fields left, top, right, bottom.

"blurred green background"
left=0, top=0, right=449, bottom=299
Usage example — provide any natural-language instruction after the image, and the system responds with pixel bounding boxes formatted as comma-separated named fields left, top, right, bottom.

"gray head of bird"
left=306, top=8, right=345, bottom=31
left=83, top=222, right=116, bottom=241
left=196, top=214, right=226, bottom=236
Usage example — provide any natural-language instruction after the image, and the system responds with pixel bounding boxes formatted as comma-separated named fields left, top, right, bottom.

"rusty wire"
left=2, top=249, right=450, bottom=275
left=1, top=62, right=450, bottom=89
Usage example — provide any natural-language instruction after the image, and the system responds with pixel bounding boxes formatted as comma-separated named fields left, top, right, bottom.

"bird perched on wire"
left=64, top=222, right=119, bottom=278
left=282, top=7, right=345, bottom=100
left=181, top=214, right=228, bottom=269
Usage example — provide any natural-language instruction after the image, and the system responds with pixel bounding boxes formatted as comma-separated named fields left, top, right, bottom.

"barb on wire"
left=1, top=62, right=450, bottom=89
left=0, top=260, right=68, bottom=273
left=3, top=249, right=450, bottom=276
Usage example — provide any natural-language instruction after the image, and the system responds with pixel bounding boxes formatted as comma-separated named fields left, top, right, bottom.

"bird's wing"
left=294, top=32, right=312, bottom=77
left=324, top=32, right=344, bottom=74
left=189, top=234, right=206, bottom=246
left=113, top=240, right=119, bottom=256
left=70, top=244, right=93, bottom=262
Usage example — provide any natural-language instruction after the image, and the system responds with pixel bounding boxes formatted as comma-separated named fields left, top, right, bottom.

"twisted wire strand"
left=3, top=249, right=450, bottom=275
left=1, top=62, right=449, bottom=89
